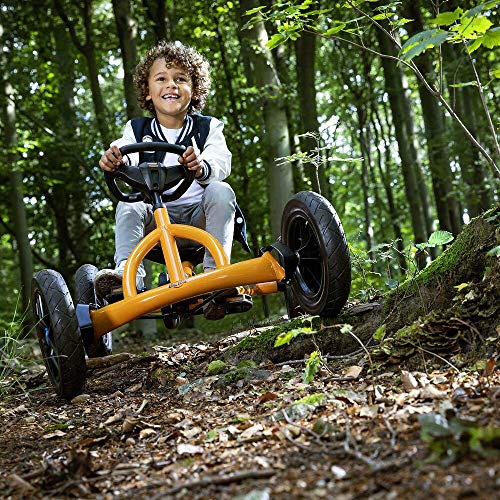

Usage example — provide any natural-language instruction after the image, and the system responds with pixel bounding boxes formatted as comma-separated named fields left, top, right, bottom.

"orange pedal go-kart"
left=32, top=143, right=351, bottom=399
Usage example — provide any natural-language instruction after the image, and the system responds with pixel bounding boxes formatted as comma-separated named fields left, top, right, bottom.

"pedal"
left=105, top=286, right=147, bottom=303
left=225, top=294, right=253, bottom=314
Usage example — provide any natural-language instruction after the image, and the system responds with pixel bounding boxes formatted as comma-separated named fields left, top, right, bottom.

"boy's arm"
left=196, top=118, right=232, bottom=184
left=109, top=121, right=139, bottom=166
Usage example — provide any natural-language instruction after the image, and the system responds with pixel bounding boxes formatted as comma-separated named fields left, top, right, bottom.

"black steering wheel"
left=104, top=142, right=196, bottom=203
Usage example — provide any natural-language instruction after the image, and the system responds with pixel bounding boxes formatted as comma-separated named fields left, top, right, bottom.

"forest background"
left=0, top=0, right=498, bottom=335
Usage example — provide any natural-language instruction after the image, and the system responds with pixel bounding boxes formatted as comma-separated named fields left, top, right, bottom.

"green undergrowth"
left=386, top=206, right=499, bottom=308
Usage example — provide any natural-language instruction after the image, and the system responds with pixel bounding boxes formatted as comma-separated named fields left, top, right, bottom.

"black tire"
left=75, top=264, right=112, bottom=357
left=281, top=191, right=351, bottom=317
left=32, top=269, right=86, bottom=400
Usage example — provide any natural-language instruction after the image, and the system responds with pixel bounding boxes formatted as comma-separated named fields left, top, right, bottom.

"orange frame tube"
left=90, top=207, right=285, bottom=338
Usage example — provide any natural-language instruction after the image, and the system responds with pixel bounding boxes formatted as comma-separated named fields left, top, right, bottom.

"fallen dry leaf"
left=344, top=365, right=363, bottom=379
left=401, top=371, right=418, bottom=391
left=177, top=443, right=203, bottom=455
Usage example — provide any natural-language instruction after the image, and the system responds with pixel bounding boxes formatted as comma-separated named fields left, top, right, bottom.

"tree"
left=239, top=0, right=295, bottom=238
left=0, top=23, right=33, bottom=321
left=113, top=0, right=142, bottom=119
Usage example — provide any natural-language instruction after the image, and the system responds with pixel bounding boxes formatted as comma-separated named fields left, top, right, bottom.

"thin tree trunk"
left=239, top=0, right=294, bottom=239
left=375, top=29, right=427, bottom=267
left=295, top=28, right=329, bottom=197
left=444, top=46, right=492, bottom=218
left=113, top=0, right=142, bottom=119
left=0, top=24, right=33, bottom=321
left=54, top=0, right=111, bottom=147
left=142, top=0, right=170, bottom=41
left=405, top=2, right=462, bottom=235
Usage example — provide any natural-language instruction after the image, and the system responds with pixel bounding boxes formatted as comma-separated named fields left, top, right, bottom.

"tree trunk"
left=142, top=0, right=170, bottom=41
left=295, top=29, right=329, bottom=197
left=113, top=0, right=142, bottom=119
left=375, top=29, right=428, bottom=266
left=0, top=24, right=33, bottom=320
left=239, top=0, right=294, bottom=239
left=54, top=0, right=111, bottom=147
left=405, top=2, right=462, bottom=235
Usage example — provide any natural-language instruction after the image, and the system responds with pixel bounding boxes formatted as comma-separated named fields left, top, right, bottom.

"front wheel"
left=32, top=270, right=86, bottom=399
left=281, top=191, right=351, bottom=317
left=75, top=264, right=112, bottom=357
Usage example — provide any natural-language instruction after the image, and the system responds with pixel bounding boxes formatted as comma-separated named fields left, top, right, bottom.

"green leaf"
left=245, top=6, right=266, bottom=16
left=323, top=23, right=346, bottom=36
left=400, top=29, right=449, bottom=61
left=449, top=80, right=479, bottom=88
left=463, top=1, right=498, bottom=19
left=266, top=33, right=287, bottom=50
left=373, top=324, right=386, bottom=341
left=274, top=327, right=312, bottom=347
left=373, top=12, right=395, bottom=20
left=469, top=27, right=500, bottom=53
left=303, top=350, right=322, bottom=383
left=428, top=230, right=454, bottom=247
left=452, top=15, right=492, bottom=38
left=430, top=9, right=462, bottom=26
left=486, top=245, right=500, bottom=257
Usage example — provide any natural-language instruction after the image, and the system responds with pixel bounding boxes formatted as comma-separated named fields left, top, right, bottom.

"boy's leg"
left=95, top=201, right=154, bottom=297
left=189, top=181, right=236, bottom=270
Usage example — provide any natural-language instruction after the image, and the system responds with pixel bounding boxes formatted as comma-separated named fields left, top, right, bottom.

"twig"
left=417, top=346, right=460, bottom=373
left=145, top=469, right=276, bottom=497
left=383, top=417, right=397, bottom=450
left=343, top=416, right=388, bottom=471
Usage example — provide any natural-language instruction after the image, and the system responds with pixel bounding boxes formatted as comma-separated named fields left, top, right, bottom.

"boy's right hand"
left=99, top=145, right=123, bottom=172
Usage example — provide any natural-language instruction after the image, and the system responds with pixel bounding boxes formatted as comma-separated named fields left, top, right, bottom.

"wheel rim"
left=33, top=291, right=62, bottom=385
left=287, top=215, right=324, bottom=299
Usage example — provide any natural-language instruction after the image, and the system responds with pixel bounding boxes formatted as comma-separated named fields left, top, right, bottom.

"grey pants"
left=114, top=181, right=236, bottom=277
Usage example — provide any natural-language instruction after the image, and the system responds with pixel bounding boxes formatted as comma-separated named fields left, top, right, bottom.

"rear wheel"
left=32, top=270, right=86, bottom=399
left=281, top=191, right=351, bottom=317
left=75, top=264, right=112, bottom=357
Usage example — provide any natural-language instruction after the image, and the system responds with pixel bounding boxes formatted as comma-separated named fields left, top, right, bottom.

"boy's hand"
left=99, top=145, right=123, bottom=172
left=179, top=146, right=203, bottom=178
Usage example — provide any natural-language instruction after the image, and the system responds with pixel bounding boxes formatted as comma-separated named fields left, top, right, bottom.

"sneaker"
left=94, top=269, right=123, bottom=299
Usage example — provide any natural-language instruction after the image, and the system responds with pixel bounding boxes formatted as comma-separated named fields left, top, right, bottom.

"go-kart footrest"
left=259, top=240, right=299, bottom=284
left=76, top=304, right=95, bottom=350
left=225, top=294, right=253, bottom=314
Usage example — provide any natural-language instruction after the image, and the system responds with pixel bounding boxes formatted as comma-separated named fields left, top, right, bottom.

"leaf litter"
left=0, top=329, right=498, bottom=499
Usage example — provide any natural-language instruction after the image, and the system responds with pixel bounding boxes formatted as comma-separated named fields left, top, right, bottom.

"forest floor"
left=0, top=310, right=499, bottom=499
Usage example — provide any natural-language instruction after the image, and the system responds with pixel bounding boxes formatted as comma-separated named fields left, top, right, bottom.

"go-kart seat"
left=144, top=203, right=251, bottom=267
left=145, top=243, right=205, bottom=266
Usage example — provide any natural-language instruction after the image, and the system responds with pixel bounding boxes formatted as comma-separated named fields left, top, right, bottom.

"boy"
left=95, top=40, right=248, bottom=320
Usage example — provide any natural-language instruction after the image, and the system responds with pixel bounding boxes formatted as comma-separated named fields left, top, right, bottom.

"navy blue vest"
left=130, top=115, right=250, bottom=253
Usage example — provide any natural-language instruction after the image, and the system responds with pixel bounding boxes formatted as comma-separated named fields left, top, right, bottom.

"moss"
left=295, top=393, right=326, bottom=406
left=44, top=423, right=69, bottom=431
left=237, top=360, right=257, bottom=368
left=385, top=207, right=499, bottom=312
left=207, top=360, right=227, bottom=376
left=228, top=317, right=318, bottom=356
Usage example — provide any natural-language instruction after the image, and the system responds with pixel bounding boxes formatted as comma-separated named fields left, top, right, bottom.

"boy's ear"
left=146, top=95, right=152, bottom=101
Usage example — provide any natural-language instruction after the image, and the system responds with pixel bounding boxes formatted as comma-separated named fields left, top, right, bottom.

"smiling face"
left=146, top=60, right=193, bottom=129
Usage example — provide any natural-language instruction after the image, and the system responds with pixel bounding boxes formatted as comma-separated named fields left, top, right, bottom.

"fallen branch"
left=86, top=353, right=132, bottom=369
left=146, top=469, right=276, bottom=497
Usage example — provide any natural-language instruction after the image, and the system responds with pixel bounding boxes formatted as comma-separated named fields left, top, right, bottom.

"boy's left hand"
left=179, top=146, right=203, bottom=178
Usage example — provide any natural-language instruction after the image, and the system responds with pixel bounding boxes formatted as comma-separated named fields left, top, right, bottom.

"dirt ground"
left=1, top=318, right=498, bottom=499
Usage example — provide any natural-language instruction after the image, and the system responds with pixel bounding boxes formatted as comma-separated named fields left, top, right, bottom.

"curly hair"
left=133, top=40, right=211, bottom=115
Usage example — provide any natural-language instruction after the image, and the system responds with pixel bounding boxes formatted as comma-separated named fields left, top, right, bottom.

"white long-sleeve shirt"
left=111, top=115, right=232, bottom=207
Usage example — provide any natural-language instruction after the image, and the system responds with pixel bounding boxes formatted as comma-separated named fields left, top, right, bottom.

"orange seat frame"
left=90, top=204, right=284, bottom=339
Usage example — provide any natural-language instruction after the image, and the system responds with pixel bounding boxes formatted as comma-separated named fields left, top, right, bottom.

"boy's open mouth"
left=162, top=94, right=180, bottom=100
